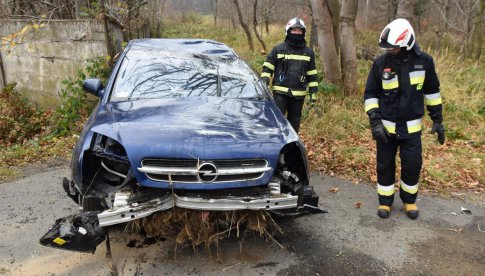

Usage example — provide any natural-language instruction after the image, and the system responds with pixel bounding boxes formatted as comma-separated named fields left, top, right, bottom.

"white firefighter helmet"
left=379, top=18, right=415, bottom=50
left=285, top=17, right=306, bottom=36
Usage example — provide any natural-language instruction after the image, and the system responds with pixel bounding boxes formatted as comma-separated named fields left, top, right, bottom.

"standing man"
left=364, top=18, right=445, bottom=219
left=261, top=17, right=319, bottom=133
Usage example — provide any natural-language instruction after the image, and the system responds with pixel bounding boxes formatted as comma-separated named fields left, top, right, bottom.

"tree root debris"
left=124, top=208, right=283, bottom=260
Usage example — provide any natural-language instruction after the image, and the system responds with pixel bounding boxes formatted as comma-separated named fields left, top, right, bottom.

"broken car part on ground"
left=40, top=39, right=324, bottom=253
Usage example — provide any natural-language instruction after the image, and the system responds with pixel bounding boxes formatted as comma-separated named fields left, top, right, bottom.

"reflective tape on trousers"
left=377, top=183, right=395, bottom=196
left=400, top=180, right=418, bottom=194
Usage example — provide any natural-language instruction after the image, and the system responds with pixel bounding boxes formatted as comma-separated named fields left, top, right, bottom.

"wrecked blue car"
left=41, top=39, right=320, bottom=252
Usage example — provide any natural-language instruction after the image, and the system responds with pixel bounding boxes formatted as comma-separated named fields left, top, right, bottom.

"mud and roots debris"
left=125, top=208, right=283, bottom=260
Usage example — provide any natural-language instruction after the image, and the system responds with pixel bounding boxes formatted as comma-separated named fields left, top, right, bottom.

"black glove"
left=370, top=119, right=389, bottom=143
left=430, top=121, right=445, bottom=145
left=367, top=110, right=388, bottom=143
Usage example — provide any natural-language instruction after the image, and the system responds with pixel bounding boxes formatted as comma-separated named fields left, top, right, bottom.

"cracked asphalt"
left=0, top=167, right=484, bottom=275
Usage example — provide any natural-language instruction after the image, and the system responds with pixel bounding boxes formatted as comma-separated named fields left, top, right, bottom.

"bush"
left=53, top=57, right=111, bottom=136
left=0, top=84, right=49, bottom=145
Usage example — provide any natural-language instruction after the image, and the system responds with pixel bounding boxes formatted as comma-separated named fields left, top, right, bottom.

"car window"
left=110, top=53, right=265, bottom=101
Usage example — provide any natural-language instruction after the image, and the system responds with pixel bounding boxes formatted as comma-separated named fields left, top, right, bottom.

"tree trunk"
left=309, top=0, right=342, bottom=86
left=0, top=51, right=6, bottom=89
left=234, top=0, right=254, bottom=51
left=74, top=0, right=80, bottom=19
left=340, top=0, right=358, bottom=95
left=307, top=0, right=318, bottom=49
left=471, top=0, right=485, bottom=60
left=327, top=0, right=340, bottom=55
left=310, top=17, right=318, bottom=49
left=252, top=0, right=267, bottom=52
left=212, top=0, right=218, bottom=25
left=396, top=0, right=415, bottom=21
left=100, top=0, right=114, bottom=58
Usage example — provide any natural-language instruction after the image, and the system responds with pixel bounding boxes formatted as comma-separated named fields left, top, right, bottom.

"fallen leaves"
left=354, top=202, right=362, bottom=208
left=329, top=187, right=340, bottom=193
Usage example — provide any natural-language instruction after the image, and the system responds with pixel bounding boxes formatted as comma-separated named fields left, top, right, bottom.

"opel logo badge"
left=197, top=163, right=218, bottom=183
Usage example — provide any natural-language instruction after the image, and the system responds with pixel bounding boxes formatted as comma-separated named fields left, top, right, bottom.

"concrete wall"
left=0, top=20, right=108, bottom=107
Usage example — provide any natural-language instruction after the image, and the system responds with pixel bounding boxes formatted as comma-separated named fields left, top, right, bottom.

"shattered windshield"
left=110, top=51, right=265, bottom=101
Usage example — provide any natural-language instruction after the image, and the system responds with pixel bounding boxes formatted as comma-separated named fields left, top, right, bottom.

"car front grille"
left=138, top=159, right=271, bottom=183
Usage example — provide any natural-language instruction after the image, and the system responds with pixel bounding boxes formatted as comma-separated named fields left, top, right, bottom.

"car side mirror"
left=83, top=79, right=103, bottom=97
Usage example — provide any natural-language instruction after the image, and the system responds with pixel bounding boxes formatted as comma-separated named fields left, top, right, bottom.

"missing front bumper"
left=97, top=193, right=299, bottom=227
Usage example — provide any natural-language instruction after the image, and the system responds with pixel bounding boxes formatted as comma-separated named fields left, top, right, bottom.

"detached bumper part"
left=39, top=212, right=105, bottom=253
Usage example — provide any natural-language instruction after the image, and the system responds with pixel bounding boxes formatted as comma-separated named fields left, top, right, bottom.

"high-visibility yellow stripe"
left=409, top=70, right=425, bottom=85
left=406, top=118, right=422, bottom=133
left=425, top=98, right=442, bottom=106
left=291, top=90, right=307, bottom=96
left=263, top=62, right=274, bottom=71
left=272, top=85, right=289, bottom=92
left=425, top=92, right=442, bottom=106
left=365, top=104, right=379, bottom=112
left=308, top=82, right=318, bottom=87
left=377, top=183, right=395, bottom=196
left=400, top=180, right=418, bottom=194
left=277, top=54, right=311, bottom=61
left=381, top=120, right=396, bottom=134
left=364, top=98, right=379, bottom=112
left=273, top=85, right=306, bottom=96
left=261, top=72, right=271, bottom=78
left=307, top=69, right=317, bottom=75
left=382, top=76, right=399, bottom=90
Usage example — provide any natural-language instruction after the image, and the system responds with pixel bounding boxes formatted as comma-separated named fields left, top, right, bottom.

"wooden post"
left=0, top=51, right=6, bottom=89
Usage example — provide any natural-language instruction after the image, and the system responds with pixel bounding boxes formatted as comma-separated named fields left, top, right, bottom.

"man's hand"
left=370, top=119, right=389, bottom=144
left=430, top=122, right=445, bottom=145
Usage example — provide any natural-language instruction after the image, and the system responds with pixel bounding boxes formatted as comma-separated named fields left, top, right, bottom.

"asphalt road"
left=0, top=167, right=484, bottom=276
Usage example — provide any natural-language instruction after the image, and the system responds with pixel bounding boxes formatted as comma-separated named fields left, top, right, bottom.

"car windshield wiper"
left=216, top=65, right=222, bottom=97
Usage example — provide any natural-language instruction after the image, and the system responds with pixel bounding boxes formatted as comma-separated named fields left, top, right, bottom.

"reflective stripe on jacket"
left=261, top=41, right=318, bottom=98
left=363, top=45, right=443, bottom=137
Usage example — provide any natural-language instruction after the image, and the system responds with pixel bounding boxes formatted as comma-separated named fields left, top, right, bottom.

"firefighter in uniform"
left=261, top=17, right=318, bottom=133
left=364, top=18, right=445, bottom=219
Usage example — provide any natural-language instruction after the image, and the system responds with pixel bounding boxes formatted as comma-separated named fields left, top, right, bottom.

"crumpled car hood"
left=107, top=96, right=294, bottom=155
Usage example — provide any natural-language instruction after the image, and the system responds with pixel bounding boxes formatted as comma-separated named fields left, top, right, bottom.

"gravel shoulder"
left=0, top=168, right=484, bottom=275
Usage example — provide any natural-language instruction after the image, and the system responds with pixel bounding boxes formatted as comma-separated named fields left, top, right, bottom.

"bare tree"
left=470, top=0, right=485, bottom=59
left=233, top=0, right=254, bottom=51
left=212, top=0, right=218, bottom=25
left=252, top=0, right=267, bottom=52
left=396, top=0, right=416, bottom=21
left=309, top=0, right=342, bottom=86
left=327, top=0, right=340, bottom=54
left=340, top=0, right=358, bottom=95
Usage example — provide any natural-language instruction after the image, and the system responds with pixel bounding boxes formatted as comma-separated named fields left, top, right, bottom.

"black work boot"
left=404, top=203, right=419, bottom=219
left=377, top=205, right=391, bottom=219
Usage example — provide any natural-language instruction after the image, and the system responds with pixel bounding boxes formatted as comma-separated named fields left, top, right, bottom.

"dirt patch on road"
left=411, top=217, right=485, bottom=275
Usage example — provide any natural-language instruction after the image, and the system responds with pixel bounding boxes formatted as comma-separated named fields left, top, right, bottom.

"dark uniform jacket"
left=261, top=41, right=318, bottom=98
left=364, top=45, right=443, bottom=138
